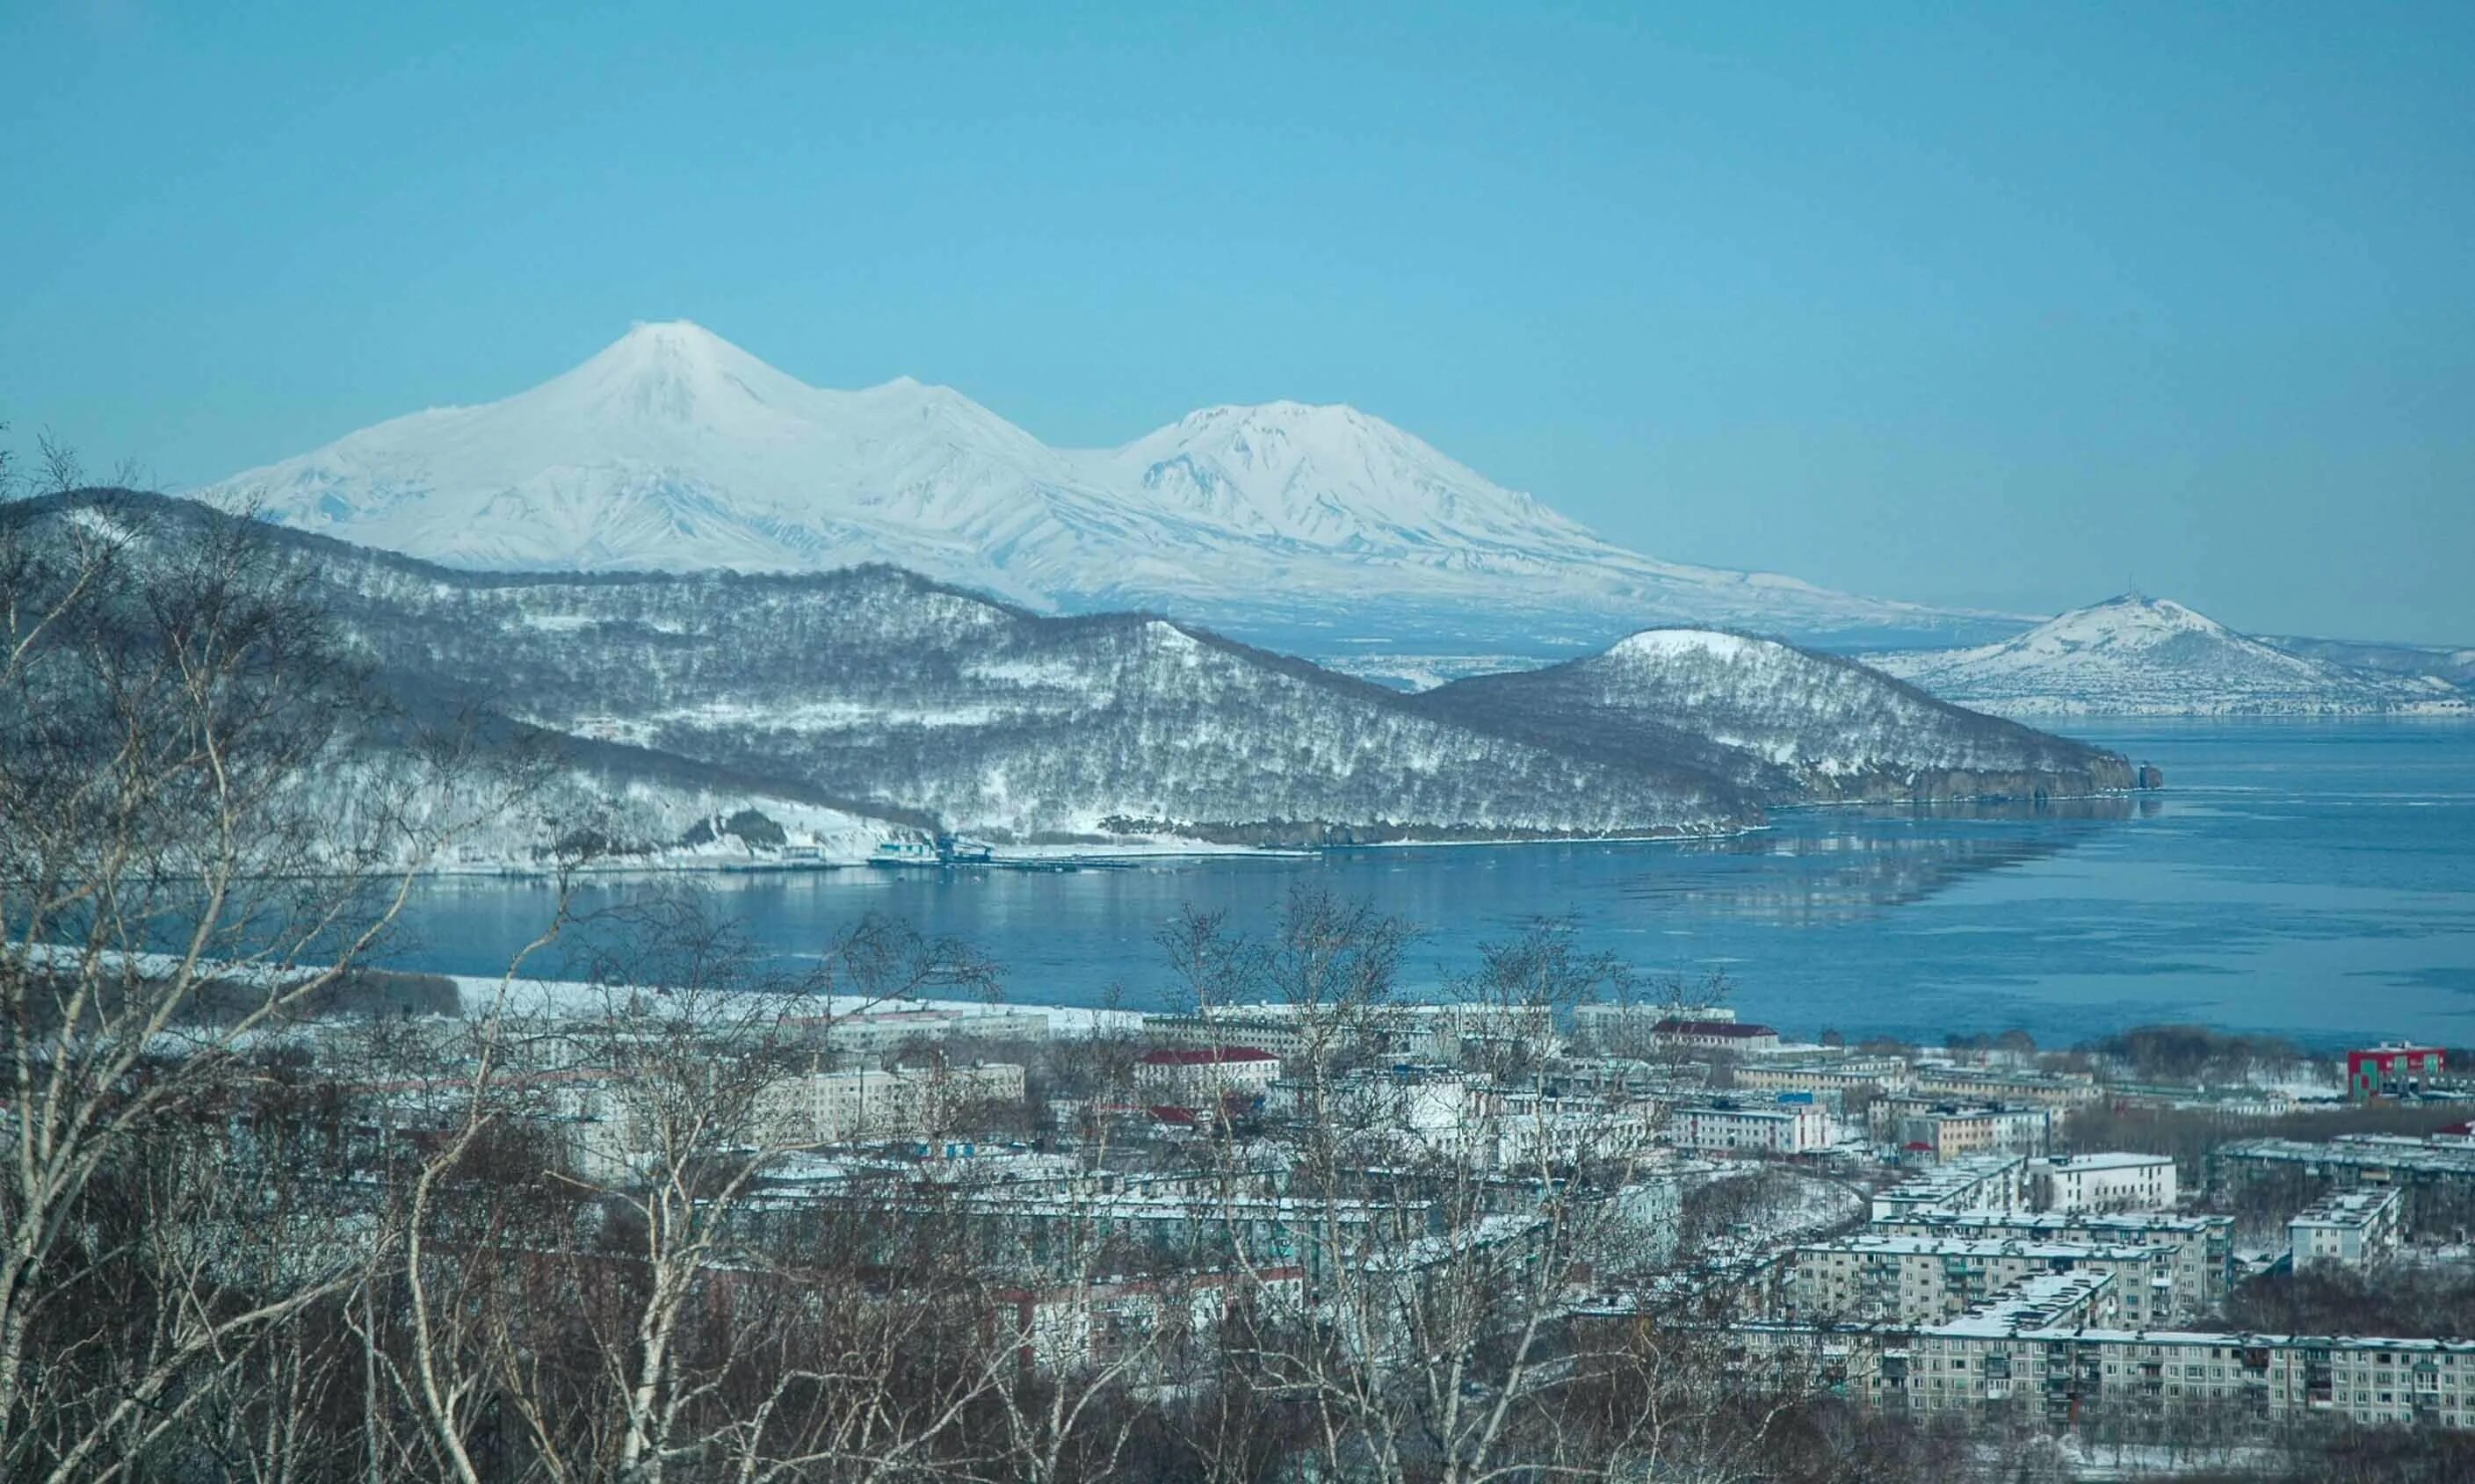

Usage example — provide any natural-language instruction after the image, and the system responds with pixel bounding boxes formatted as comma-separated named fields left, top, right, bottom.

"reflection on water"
left=1634, top=796, right=2148, bottom=923
left=382, top=724, right=2475, bottom=1047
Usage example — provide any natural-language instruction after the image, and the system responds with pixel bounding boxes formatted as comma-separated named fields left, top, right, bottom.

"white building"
left=756, top=1063, right=1025, bottom=1146
left=796, top=1007, right=1052, bottom=1056
left=1668, top=1100, right=1829, bottom=1155
left=1574, top=1002, right=1733, bottom=1053
left=2290, top=1187, right=2404, bottom=1271
left=1133, top=1046, right=1282, bottom=1107
left=1651, top=1018, right=1782, bottom=1055
left=1869, top=1154, right=2030, bottom=1221
left=2030, top=1152, right=2178, bottom=1213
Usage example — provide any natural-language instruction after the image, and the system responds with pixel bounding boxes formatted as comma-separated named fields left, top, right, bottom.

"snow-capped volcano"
left=199, top=321, right=2000, bottom=648
left=1871, top=595, right=2471, bottom=716
left=1101, top=399, right=1577, bottom=548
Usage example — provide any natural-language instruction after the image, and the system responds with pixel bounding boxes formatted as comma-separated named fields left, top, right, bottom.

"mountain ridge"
left=1871, top=595, right=2471, bottom=717
left=195, top=321, right=2013, bottom=650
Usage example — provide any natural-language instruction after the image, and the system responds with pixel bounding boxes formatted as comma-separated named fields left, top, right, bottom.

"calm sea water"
left=380, top=721, right=2475, bottom=1048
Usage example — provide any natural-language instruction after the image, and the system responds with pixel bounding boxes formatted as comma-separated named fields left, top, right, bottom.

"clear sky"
left=4, top=2, right=2469, bottom=641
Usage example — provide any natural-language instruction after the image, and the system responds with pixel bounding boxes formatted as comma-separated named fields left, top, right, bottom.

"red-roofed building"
left=1649, top=1018, right=1781, bottom=1054
left=1134, top=1046, right=1281, bottom=1105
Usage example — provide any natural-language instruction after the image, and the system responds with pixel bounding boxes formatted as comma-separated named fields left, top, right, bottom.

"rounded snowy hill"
left=197, top=321, right=1999, bottom=648
left=1414, top=626, right=2139, bottom=804
left=1871, top=596, right=2471, bottom=716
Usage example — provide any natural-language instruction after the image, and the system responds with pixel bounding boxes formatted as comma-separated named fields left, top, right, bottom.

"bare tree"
left=0, top=489, right=550, bottom=1481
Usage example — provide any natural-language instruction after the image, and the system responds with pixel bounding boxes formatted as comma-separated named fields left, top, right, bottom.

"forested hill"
left=1413, top=628, right=2145, bottom=804
left=9, top=493, right=2148, bottom=851
left=9, top=491, right=1751, bottom=846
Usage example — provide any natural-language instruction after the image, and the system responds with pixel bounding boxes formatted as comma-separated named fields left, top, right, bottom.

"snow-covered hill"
left=196, top=321, right=2002, bottom=649
left=1415, top=629, right=2143, bottom=804
left=1871, top=597, right=2472, bottom=717
left=37, top=493, right=1748, bottom=844
left=13, top=493, right=2153, bottom=851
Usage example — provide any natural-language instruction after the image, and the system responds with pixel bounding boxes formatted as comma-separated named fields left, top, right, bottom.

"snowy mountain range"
left=12, top=493, right=2145, bottom=857
left=1871, top=596, right=2472, bottom=717
left=1414, top=629, right=2143, bottom=803
left=195, top=321, right=2003, bottom=652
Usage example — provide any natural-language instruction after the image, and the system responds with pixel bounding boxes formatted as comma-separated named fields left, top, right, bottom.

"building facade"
left=756, top=1062, right=1025, bottom=1146
left=2290, top=1188, right=2404, bottom=1271
left=1784, top=1234, right=2176, bottom=1328
left=2347, top=1044, right=2448, bottom=1102
left=1668, top=1100, right=1830, bottom=1155
left=1870, top=1155, right=2030, bottom=1220
left=2031, top=1152, right=2179, bottom=1213
left=1874, top=1211, right=2233, bottom=1319
left=1134, top=1046, right=1282, bottom=1107
left=1885, top=1100, right=2053, bottom=1163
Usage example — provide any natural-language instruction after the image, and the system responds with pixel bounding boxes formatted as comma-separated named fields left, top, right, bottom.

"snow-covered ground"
left=452, top=974, right=1142, bottom=1035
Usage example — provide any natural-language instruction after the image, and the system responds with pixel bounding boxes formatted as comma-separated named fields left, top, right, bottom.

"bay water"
left=380, top=720, right=2475, bottom=1048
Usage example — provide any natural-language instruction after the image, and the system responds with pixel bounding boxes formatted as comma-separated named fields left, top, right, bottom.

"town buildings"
left=1733, top=1057, right=1909, bottom=1100
left=1571, top=1001, right=1733, bottom=1053
left=1740, top=1285, right=2475, bottom=1431
left=2209, top=1134, right=2475, bottom=1238
left=1649, top=1017, right=1782, bottom=1055
left=1907, top=1063, right=2102, bottom=1109
left=787, top=1006, right=1052, bottom=1056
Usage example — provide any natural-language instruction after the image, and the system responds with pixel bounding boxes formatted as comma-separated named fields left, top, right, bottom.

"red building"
left=2346, top=1043, right=2445, bottom=1102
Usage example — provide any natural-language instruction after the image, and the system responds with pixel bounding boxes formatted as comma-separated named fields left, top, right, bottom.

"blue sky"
left=4, top=2, right=2469, bottom=641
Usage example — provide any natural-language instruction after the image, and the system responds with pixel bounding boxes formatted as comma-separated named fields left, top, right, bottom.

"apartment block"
left=756, top=1062, right=1025, bottom=1146
left=1870, top=1155, right=2030, bottom=1220
left=1884, top=1099, right=2053, bottom=1162
left=1738, top=1275, right=2475, bottom=1430
left=1785, top=1234, right=2175, bottom=1327
left=1668, top=1099, right=1830, bottom=1155
left=1873, top=1211, right=2233, bottom=1318
left=2031, top=1152, right=2179, bottom=1213
left=1733, top=1058, right=1911, bottom=1099
left=2290, top=1188, right=2404, bottom=1272
left=2210, top=1135, right=2475, bottom=1237
left=1907, top=1063, right=2102, bottom=1109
